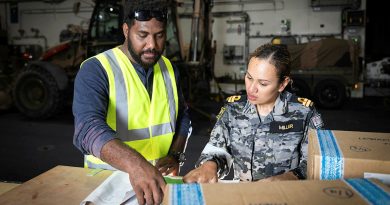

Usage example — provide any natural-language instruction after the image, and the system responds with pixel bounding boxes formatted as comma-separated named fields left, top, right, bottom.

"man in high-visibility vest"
left=72, top=1, right=191, bottom=204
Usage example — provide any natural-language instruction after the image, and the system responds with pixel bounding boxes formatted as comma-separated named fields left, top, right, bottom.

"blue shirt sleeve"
left=172, top=64, right=192, bottom=138
left=73, top=57, right=191, bottom=158
left=72, top=57, right=117, bottom=158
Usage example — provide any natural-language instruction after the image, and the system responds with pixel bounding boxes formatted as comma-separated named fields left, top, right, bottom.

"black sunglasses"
left=128, top=10, right=167, bottom=22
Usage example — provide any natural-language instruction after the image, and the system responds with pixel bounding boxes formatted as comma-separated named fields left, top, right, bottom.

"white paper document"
left=364, top=172, right=390, bottom=185
left=81, top=170, right=137, bottom=205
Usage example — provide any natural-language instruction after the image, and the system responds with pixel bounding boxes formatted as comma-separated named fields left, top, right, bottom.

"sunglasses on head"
left=128, top=10, right=167, bottom=22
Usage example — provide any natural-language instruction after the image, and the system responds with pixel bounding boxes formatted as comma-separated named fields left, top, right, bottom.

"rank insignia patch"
left=297, top=97, right=313, bottom=107
left=226, top=95, right=241, bottom=103
left=216, top=107, right=226, bottom=120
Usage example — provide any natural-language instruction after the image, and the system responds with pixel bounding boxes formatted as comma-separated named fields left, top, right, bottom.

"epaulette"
left=216, top=95, right=245, bottom=120
left=291, top=95, right=314, bottom=108
left=216, top=106, right=226, bottom=120
left=225, top=95, right=246, bottom=103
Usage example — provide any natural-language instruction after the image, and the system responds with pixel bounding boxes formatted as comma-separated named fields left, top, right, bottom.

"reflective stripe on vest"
left=85, top=47, right=178, bottom=170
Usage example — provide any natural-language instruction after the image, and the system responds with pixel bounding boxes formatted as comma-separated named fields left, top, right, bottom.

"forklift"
left=3, top=0, right=214, bottom=119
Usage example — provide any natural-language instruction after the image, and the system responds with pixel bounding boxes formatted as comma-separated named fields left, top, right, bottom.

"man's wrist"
left=168, top=150, right=186, bottom=166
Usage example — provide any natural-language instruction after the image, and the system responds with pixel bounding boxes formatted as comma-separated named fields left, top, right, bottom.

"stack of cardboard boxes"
left=164, top=178, right=389, bottom=205
left=307, top=129, right=390, bottom=181
left=163, top=130, right=390, bottom=205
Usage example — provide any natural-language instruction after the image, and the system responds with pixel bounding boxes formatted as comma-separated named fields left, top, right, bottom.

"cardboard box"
left=308, top=129, right=390, bottom=180
left=163, top=178, right=390, bottom=205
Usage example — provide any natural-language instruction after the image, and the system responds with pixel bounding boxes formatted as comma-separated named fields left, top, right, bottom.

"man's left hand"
left=156, top=156, right=179, bottom=176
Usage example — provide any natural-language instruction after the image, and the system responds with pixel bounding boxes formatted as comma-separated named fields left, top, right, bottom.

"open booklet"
left=80, top=170, right=184, bottom=205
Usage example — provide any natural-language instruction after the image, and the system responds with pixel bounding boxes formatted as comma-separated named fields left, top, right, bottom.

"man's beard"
left=127, top=38, right=163, bottom=69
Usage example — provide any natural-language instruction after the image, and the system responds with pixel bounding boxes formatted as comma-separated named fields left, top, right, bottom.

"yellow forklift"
left=5, top=0, right=214, bottom=119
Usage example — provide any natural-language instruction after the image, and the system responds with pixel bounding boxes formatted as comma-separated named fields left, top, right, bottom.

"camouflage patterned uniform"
left=196, top=91, right=324, bottom=181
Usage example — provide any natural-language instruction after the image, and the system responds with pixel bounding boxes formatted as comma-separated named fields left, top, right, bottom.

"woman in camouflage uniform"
left=184, top=43, right=324, bottom=182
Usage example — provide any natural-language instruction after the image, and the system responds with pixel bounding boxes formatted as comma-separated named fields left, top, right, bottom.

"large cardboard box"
left=163, top=179, right=390, bottom=205
left=308, top=129, right=390, bottom=180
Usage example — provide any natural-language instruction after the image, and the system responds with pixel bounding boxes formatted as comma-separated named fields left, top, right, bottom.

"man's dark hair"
left=124, top=0, right=169, bottom=25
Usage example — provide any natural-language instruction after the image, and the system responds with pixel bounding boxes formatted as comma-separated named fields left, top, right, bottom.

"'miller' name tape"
left=345, top=178, right=390, bottom=205
left=316, top=129, right=344, bottom=180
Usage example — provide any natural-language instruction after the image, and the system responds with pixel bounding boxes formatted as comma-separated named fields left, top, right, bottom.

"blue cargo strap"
left=345, top=178, right=390, bottom=205
left=169, top=184, right=205, bottom=205
left=317, top=129, right=344, bottom=180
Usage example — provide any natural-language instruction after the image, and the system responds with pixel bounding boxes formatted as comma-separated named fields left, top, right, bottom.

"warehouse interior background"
left=0, top=0, right=390, bottom=184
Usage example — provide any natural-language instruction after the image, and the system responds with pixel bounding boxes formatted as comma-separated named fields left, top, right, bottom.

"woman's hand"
left=183, top=161, right=218, bottom=183
left=258, top=171, right=299, bottom=182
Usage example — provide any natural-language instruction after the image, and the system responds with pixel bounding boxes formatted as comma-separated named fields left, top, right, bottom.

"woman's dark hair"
left=249, top=43, right=291, bottom=83
left=123, top=0, right=169, bottom=25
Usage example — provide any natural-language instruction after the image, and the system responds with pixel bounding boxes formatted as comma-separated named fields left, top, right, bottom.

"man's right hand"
left=128, top=160, right=166, bottom=205
left=100, top=139, right=166, bottom=205
left=183, top=161, right=218, bottom=183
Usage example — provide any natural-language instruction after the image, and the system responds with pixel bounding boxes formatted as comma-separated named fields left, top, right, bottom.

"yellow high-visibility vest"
left=84, top=47, right=178, bottom=170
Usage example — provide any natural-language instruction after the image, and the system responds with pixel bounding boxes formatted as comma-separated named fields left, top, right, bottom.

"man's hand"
left=156, top=155, right=179, bottom=176
left=183, top=161, right=218, bottom=183
left=158, top=136, right=187, bottom=176
left=129, top=160, right=166, bottom=205
left=100, top=139, right=166, bottom=205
